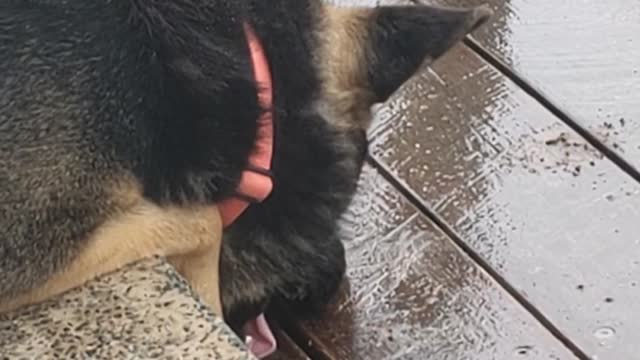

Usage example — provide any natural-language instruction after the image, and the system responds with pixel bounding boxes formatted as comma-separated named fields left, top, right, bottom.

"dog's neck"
left=217, top=22, right=278, bottom=359
left=217, top=23, right=275, bottom=228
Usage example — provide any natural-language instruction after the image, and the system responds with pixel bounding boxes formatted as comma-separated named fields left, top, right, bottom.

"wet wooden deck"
left=267, top=0, right=640, bottom=359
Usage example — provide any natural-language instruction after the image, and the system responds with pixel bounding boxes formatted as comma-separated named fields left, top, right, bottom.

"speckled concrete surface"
left=0, top=258, right=255, bottom=359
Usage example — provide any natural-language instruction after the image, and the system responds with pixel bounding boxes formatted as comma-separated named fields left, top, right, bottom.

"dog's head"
left=220, top=3, right=492, bottom=353
left=313, top=3, right=491, bottom=131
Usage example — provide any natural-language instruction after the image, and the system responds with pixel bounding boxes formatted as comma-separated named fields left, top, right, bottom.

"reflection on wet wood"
left=370, top=44, right=640, bottom=359
left=283, top=165, right=575, bottom=360
left=432, top=0, right=640, bottom=172
left=266, top=327, right=310, bottom=360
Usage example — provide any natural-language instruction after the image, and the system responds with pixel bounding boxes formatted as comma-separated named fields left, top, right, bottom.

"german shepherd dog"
left=0, top=0, right=490, bottom=355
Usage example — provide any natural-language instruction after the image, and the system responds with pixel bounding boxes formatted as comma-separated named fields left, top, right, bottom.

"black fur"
left=220, top=1, right=366, bottom=332
left=1, top=0, right=262, bottom=296
left=1, top=0, right=489, bottom=337
left=367, top=6, right=483, bottom=102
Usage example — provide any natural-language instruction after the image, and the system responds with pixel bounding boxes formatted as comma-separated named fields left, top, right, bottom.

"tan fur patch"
left=315, top=4, right=376, bottom=129
left=0, top=178, right=224, bottom=316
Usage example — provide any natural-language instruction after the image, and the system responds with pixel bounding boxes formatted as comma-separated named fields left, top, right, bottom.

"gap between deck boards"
left=365, top=155, right=592, bottom=360
left=462, top=37, right=640, bottom=185
left=273, top=2, right=635, bottom=358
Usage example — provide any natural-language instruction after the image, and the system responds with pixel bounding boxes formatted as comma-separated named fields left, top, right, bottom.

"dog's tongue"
left=243, top=313, right=277, bottom=358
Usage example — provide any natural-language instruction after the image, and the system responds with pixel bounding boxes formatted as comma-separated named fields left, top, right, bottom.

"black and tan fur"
left=0, top=0, right=490, bottom=337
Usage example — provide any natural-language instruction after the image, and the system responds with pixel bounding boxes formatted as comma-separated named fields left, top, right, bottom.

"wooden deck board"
left=369, top=44, right=640, bottom=359
left=431, top=0, right=640, bottom=174
left=280, top=165, right=576, bottom=360
left=266, top=327, right=311, bottom=360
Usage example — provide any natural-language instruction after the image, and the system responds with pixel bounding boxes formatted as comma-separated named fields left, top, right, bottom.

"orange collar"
left=218, top=23, right=274, bottom=228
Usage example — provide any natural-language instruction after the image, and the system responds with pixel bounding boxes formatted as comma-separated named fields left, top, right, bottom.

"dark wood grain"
left=282, top=165, right=575, bottom=360
left=369, top=44, right=640, bottom=359
left=430, top=0, right=640, bottom=173
left=266, top=326, right=311, bottom=360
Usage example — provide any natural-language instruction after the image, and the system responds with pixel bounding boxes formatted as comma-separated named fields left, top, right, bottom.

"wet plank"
left=266, top=326, right=310, bottom=360
left=369, top=44, right=640, bottom=359
left=431, top=0, right=640, bottom=172
left=281, top=164, right=576, bottom=360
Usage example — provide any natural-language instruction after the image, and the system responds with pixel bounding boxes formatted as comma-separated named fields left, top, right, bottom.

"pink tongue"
left=242, top=313, right=277, bottom=358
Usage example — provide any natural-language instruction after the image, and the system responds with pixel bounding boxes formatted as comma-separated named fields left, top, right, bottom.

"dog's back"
left=1, top=1, right=137, bottom=296
left=0, top=0, right=260, bottom=296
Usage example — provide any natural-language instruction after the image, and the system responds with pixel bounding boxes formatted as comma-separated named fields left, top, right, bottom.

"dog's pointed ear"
left=320, top=4, right=492, bottom=107
left=366, top=4, right=492, bottom=102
